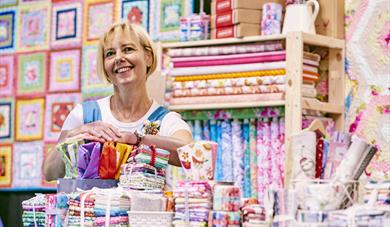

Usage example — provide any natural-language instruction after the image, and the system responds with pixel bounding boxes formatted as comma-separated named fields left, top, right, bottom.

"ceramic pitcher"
left=282, top=0, right=320, bottom=34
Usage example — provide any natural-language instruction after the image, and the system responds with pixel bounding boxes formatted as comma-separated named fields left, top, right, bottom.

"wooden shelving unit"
left=159, top=32, right=345, bottom=185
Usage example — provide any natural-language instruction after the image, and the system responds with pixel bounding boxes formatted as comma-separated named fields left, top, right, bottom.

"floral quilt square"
left=0, top=8, right=16, bottom=53
left=83, top=0, right=115, bottom=45
left=17, top=4, right=50, bottom=51
left=150, top=0, right=193, bottom=41
left=15, top=98, right=45, bottom=141
left=120, top=0, right=149, bottom=32
left=0, top=144, right=12, bottom=188
left=16, top=52, right=47, bottom=97
left=0, top=55, right=14, bottom=97
left=0, top=98, right=14, bottom=143
left=81, top=45, right=113, bottom=98
left=12, top=142, right=43, bottom=188
left=44, top=93, right=81, bottom=142
left=49, top=49, right=81, bottom=92
left=51, top=1, right=83, bottom=49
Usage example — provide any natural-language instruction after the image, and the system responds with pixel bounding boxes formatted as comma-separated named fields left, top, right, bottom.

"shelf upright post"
left=284, top=32, right=304, bottom=186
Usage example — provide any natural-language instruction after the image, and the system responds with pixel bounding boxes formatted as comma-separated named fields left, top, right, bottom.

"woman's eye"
left=105, top=51, right=114, bottom=57
left=124, top=47, right=133, bottom=52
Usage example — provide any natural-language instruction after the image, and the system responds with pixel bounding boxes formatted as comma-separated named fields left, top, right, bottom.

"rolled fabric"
left=261, top=19, right=282, bottom=36
left=249, top=119, right=258, bottom=199
left=78, top=142, right=101, bottom=179
left=262, top=2, right=283, bottom=21
left=242, top=119, right=251, bottom=198
left=231, top=119, right=244, bottom=193
left=221, top=120, right=234, bottom=182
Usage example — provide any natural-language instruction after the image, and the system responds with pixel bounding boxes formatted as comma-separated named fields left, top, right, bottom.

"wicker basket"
left=128, top=211, right=174, bottom=227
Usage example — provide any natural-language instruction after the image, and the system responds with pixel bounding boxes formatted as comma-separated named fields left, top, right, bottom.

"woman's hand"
left=65, top=121, right=122, bottom=143
left=115, top=131, right=137, bottom=145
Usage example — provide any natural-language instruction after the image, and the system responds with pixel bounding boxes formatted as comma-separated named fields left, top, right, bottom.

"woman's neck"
left=110, top=85, right=152, bottom=122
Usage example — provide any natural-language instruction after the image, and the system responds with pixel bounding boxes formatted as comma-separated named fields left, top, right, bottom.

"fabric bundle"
left=78, top=142, right=101, bottom=179
left=177, top=141, right=217, bottom=181
left=208, top=211, right=241, bottom=227
left=67, top=192, right=96, bottom=227
left=173, top=181, right=212, bottom=227
left=45, top=193, right=69, bottom=227
left=130, top=190, right=167, bottom=212
left=364, top=181, right=390, bottom=206
left=56, top=139, right=84, bottom=178
left=22, top=194, right=47, bottom=227
left=241, top=204, right=267, bottom=226
left=213, top=184, right=241, bottom=212
left=93, top=188, right=130, bottom=227
left=119, top=145, right=170, bottom=191
left=328, top=205, right=390, bottom=227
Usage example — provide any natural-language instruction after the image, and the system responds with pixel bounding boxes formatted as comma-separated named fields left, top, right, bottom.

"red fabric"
left=149, top=145, right=156, bottom=167
left=99, top=142, right=117, bottom=179
left=315, top=139, right=324, bottom=178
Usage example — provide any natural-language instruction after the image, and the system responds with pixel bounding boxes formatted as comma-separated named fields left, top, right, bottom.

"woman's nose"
left=115, top=52, right=125, bottom=63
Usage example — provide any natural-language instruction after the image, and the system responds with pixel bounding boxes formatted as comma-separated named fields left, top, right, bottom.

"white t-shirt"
left=62, top=96, right=191, bottom=136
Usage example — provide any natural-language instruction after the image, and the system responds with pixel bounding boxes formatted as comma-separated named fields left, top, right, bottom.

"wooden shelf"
left=302, top=98, right=344, bottom=114
left=162, top=34, right=286, bottom=48
left=302, top=32, right=345, bottom=49
left=168, top=100, right=285, bottom=111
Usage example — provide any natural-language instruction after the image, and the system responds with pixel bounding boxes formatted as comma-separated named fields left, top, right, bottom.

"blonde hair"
left=96, top=22, right=157, bottom=83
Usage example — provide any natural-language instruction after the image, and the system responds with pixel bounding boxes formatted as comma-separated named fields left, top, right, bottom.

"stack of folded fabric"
left=241, top=204, right=267, bottom=227
left=119, top=145, right=170, bottom=191
left=93, top=188, right=131, bottom=227
left=45, top=194, right=69, bottom=227
left=164, top=42, right=323, bottom=106
left=67, top=192, right=96, bottom=226
left=209, top=184, right=241, bottom=227
left=173, top=180, right=212, bottom=226
left=364, top=181, right=390, bottom=205
left=22, top=194, right=47, bottom=227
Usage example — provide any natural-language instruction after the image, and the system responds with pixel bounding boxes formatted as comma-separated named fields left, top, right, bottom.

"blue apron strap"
left=147, top=106, right=170, bottom=122
left=82, top=101, right=102, bottom=124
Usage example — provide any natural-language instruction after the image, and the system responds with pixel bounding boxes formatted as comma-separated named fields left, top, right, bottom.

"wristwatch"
left=134, top=130, right=145, bottom=146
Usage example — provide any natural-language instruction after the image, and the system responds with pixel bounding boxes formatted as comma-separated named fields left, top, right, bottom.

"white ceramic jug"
left=282, top=0, right=320, bottom=34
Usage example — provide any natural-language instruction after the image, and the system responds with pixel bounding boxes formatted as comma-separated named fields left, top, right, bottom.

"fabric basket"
left=128, top=211, right=173, bottom=227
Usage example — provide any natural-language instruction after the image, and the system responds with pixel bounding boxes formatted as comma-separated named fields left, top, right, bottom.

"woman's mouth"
left=114, top=66, right=133, bottom=73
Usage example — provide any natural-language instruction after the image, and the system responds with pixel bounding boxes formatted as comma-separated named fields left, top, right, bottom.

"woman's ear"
left=144, top=49, right=153, bottom=68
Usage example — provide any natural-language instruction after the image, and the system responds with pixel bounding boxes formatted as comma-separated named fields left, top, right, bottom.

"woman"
left=44, top=22, right=192, bottom=181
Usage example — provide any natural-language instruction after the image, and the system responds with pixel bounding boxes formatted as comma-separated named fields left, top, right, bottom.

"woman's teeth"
left=117, top=67, right=132, bottom=73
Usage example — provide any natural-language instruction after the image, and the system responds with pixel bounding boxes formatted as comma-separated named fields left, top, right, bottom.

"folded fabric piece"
left=172, top=84, right=286, bottom=97
left=172, top=53, right=286, bottom=67
left=128, top=145, right=170, bottom=169
left=56, top=139, right=84, bottom=178
left=169, top=93, right=284, bottom=106
left=78, top=142, right=101, bottom=179
left=171, top=51, right=286, bottom=63
left=167, top=42, right=284, bottom=57
left=168, top=61, right=286, bottom=76
left=172, top=69, right=286, bottom=82
left=99, top=142, right=117, bottom=179
left=172, top=220, right=207, bottom=227
left=94, top=216, right=128, bottom=225
left=171, top=75, right=285, bottom=90
left=115, top=143, right=133, bottom=180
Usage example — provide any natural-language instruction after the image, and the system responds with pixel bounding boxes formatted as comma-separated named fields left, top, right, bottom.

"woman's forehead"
left=104, top=29, right=140, bottom=48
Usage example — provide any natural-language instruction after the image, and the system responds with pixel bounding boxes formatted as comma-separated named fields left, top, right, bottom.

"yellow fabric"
left=115, top=143, right=133, bottom=180
left=172, top=69, right=286, bottom=82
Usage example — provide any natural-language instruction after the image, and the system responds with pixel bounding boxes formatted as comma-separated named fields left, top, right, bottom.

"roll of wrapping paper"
left=333, top=136, right=369, bottom=181
left=249, top=119, right=258, bottom=199
left=213, top=184, right=241, bottom=211
left=243, top=119, right=251, bottom=198
left=173, top=70, right=286, bottom=82
left=209, top=211, right=241, bottom=226
left=221, top=120, right=234, bottom=182
left=232, top=119, right=244, bottom=194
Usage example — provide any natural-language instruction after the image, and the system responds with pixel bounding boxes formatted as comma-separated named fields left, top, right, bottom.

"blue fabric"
left=82, top=101, right=169, bottom=124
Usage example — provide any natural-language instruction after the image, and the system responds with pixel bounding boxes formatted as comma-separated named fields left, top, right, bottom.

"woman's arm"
left=43, top=122, right=122, bottom=181
left=119, top=129, right=193, bottom=167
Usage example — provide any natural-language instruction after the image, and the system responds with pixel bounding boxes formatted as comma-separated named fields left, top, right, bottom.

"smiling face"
left=102, top=29, right=152, bottom=87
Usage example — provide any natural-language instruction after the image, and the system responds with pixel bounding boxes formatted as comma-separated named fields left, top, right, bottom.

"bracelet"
left=134, top=130, right=145, bottom=146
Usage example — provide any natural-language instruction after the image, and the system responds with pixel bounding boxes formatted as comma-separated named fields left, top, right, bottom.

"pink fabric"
left=171, top=51, right=286, bottom=62
left=173, top=54, right=286, bottom=67
left=169, top=93, right=284, bottom=105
